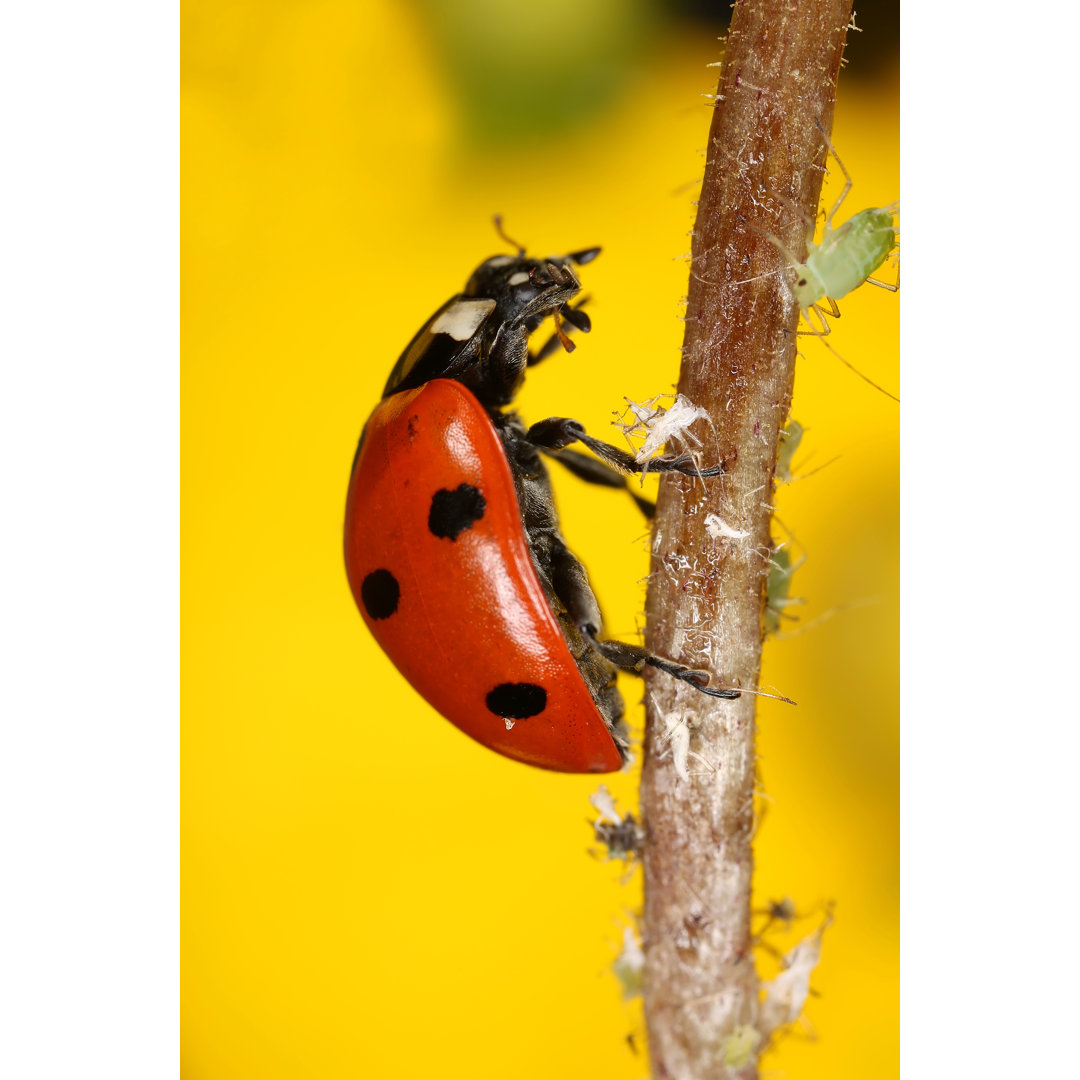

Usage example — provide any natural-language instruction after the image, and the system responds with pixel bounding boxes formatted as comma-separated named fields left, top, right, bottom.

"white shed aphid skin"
left=612, top=392, right=717, bottom=486
left=765, top=122, right=899, bottom=402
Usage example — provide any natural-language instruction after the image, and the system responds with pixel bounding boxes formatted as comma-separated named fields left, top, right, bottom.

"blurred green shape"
left=765, top=548, right=797, bottom=637
left=415, top=0, right=656, bottom=143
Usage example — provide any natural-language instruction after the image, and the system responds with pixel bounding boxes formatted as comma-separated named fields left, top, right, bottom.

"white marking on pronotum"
left=508, top=271, right=530, bottom=286
left=482, top=255, right=515, bottom=268
left=430, top=298, right=496, bottom=341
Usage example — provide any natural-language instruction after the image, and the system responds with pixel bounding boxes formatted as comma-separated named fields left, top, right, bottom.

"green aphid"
left=722, top=1025, right=761, bottom=1068
left=775, top=418, right=804, bottom=485
left=791, top=205, right=896, bottom=312
left=768, top=123, right=899, bottom=401
left=764, top=548, right=804, bottom=637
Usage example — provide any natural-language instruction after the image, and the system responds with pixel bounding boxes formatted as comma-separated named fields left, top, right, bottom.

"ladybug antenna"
left=492, top=214, right=526, bottom=256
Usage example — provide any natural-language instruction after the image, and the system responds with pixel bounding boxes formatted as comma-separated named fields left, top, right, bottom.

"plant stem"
left=639, top=2, right=853, bottom=1076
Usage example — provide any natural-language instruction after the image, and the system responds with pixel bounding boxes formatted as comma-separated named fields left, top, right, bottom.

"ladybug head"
left=383, top=245, right=602, bottom=405
left=464, top=248, right=600, bottom=336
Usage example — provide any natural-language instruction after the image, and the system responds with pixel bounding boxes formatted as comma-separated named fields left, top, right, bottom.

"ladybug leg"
left=527, top=417, right=723, bottom=478
left=549, top=539, right=604, bottom=636
left=589, top=637, right=741, bottom=700
left=541, top=447, right=656, bottom=519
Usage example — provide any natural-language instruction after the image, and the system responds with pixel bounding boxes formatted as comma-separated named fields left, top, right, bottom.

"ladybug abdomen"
left=344, top=379, right=623, bottom=773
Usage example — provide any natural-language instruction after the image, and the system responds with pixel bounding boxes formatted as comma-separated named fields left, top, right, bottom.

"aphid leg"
left=528, top=417, right=723, bottom=479
left=541, top=446, right=655, bottom=519
left=796, top=303, right=833, bottom=337
left=588, top=636, right=741, bottom=700
left=865, top=255, right=900, bottom=292
left=759, top=228, right=802, bottom=274
left=814, top=118, right=853, bottom=230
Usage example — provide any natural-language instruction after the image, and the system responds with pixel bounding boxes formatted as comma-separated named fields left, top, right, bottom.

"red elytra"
left=344, top=379, right=624, bottom=773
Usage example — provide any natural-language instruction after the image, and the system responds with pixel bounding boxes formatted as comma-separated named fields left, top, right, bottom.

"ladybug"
left=344, top=235, right=738, bottom=773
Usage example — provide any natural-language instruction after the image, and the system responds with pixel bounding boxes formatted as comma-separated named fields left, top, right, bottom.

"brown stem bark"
left=639, top=2, right=853, bottom=1077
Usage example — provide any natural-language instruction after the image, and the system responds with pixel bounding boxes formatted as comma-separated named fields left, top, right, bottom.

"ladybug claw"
left=656, top=453, right=723, bottom=478
left=698, top=684, right=742, bottom=700
left=679, top=668, right=740, bottom=698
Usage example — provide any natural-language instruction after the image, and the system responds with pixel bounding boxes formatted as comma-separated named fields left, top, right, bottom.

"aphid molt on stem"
left=589, top=784, right=643, bottom=863
left=765, top=122, right=899, bottom=402
left=344, top=224, right=739, bottom=774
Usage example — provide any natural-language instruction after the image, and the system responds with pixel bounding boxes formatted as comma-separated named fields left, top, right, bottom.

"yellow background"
left=182, top=3, right=898, bottom=1076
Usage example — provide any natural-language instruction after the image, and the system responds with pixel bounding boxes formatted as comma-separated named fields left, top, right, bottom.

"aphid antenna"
left=739, top=481, right=769, bottom=513
left=803, top=320, right=900, bottom=403
left=735, top=214, right=809, bottom=285
left=669, top=175, right=705, bottom=198
left=761, top=180, right=819, bottom=236
left=784, top=454, right=842, bottom=486
left=768, top=549, right=806, bottom=577
left=771, top=512, right=800, bottom=543
left=687, top=266, right=729, bottom=288
left=772, top=596, right=879, bottom=641
left=747, top=542, right=778, bottom=572
left=728, top=265, right=785, bottom=287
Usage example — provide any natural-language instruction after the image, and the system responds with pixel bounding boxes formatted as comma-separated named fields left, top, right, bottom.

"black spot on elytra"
left=361, top=569, right=400, bottom=620
left=428, top=484, right=486, bottom=540
left=486, top=682, right=547, bottom=720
